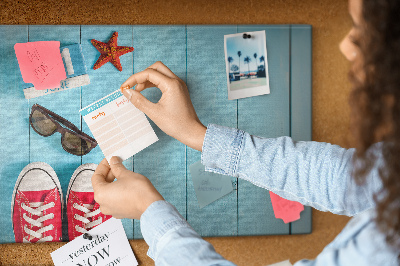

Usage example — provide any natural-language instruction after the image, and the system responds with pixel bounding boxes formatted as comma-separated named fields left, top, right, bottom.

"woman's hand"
left=120, top=61, right=206, bottom=152
left=92, top=157, right=164, bottom=220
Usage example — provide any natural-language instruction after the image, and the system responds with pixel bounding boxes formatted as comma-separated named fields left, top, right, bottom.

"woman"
left=91, top=0, right=400, bottom=264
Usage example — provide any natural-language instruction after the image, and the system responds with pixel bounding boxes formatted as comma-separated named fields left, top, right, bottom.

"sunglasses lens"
left=62, top=132, right=93, bottom=155
left=31, top=110, right=58, bottom=136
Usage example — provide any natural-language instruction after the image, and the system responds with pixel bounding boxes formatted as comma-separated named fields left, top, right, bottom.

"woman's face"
left=341, top=0, right=394, bottom=139
left=339, top=0, right=362, bottom=63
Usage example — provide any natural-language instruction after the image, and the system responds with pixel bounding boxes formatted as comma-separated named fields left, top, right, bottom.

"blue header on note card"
left=80, top=90, right=123, bottom=116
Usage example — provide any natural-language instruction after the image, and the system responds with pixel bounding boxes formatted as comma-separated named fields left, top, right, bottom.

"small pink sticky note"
left=14, top=41, right=66, bottom=90
left=269, top=191, right=304, bottom=223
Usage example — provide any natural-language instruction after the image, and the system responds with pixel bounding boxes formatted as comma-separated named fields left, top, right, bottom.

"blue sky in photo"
left=226, top=31, right=266, bottom=73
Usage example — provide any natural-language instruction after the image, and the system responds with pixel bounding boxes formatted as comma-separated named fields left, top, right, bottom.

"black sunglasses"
left=29, top=104, right=97, bottom=156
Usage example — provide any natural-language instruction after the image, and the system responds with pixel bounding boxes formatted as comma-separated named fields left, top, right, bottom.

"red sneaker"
left=67, top=163, right=112, bottom=241
left=12, top=162, right=63, bottom=243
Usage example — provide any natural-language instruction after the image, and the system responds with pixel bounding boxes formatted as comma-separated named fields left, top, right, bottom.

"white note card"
left=80, top=89, right=158, bottom=162
left=51, top=218, right=138, bottom=266
left=190, top=161, right=234, bottom=208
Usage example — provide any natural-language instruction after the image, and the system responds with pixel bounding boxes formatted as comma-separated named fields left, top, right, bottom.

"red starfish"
left=91, top=32, right=134, bottom=71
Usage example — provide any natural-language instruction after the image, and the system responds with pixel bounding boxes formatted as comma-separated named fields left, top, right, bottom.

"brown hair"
left=349, top=0, right=400, bottom=254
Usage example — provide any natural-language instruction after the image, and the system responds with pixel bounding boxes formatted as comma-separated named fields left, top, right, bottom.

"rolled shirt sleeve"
left=139, top=124, right=395, bottom=266
left=201, top=124, right=382, bottom=216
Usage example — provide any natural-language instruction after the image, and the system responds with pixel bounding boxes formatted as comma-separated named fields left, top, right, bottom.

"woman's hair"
left=350, top=0, right=400, bottom=254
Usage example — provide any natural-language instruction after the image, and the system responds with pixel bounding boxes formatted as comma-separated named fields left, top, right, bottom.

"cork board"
left=0, top=24, right=311, bottom=242
left=0, top=0, right=352, bottom=265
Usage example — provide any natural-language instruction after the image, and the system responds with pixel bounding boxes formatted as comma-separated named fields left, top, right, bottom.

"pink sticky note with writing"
left=269, top=191, right=304, bottom=223
left=14, top=41, right=66, bottom=90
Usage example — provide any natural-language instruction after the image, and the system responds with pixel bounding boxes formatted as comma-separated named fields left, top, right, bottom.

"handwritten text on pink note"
left=269, top=191, right=304, bottom=224
left=14, top=41, right=66, bottom=90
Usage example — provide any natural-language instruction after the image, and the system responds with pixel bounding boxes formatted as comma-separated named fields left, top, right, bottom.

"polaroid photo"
left=224, top=30, right=270, bottom=100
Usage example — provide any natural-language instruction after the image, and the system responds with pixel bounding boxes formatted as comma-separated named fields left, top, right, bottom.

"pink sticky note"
left=14, top=41, right=66, bottom=90
left=269, top=191, right=304, bottom=223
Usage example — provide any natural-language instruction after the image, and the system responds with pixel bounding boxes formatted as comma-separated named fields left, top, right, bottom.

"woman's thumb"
left=109, top=156, right=128, bottom=178
left=122, top=88, right=154, bottom=115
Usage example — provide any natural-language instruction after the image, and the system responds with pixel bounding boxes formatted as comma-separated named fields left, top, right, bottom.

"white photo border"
left=224, top=30, right=270, bottom=100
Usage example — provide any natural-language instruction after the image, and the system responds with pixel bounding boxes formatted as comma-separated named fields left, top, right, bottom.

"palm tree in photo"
left=237, top=51, right=242, bottom=77
left=253, top=53, right=258, bottom=73
left=259, top=55, right=266, bottom=77
left=244, top=56, right=251, bottom=78
left=227, top=56, right=234, bottom=73
left=260, top=55, right=265, bottom=69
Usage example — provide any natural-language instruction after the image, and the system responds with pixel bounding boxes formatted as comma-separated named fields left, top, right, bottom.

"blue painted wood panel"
left=27, top=25, right=82, bottom=241
left=0, top=25, right=312, bottom=242
left=80, top=25, right=134, bottom=238
left=186, top=26, right=239, bottom=237
left=132, top=26, right=187, bottom=239
left=237, top=25, right=291, bottom=235
left=290, top=25, right=312, bottom=234
left=0, top=25, right=29, bottom=243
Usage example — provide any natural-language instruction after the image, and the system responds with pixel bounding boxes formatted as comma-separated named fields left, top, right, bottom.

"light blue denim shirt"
left=140, top=124, right=399, bottom=265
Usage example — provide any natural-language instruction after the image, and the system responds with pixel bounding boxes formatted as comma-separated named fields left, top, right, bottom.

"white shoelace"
left=73, top=203, right=102, bottom=234
left=22, top=202, right=55, bottom=242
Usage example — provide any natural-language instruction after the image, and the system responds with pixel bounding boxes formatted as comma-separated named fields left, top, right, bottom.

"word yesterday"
left=68, top=233, right=109, bottom=260
left=51, top=218, right=138, bottom=266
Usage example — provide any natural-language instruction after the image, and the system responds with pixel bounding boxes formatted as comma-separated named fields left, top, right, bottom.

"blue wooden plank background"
left=0, top=25, right=312, bottom=243
left=237, top=25, right=291, bottom=236
left=290, top=25, right=313, bottom=234
left=80, top=25, right=134, bottom=239
left=132, top=25, right=187, bottom=239
left=0, top=25, right=29, bottom=243
left=187, top=26, right=239, bottom=237
left=27, top=25, right=82, bottom=241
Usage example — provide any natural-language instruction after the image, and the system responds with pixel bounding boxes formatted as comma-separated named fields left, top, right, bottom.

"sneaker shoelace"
left=21, top=202, right=55, bottom=242
left=73, top=203, right=102, bottom=234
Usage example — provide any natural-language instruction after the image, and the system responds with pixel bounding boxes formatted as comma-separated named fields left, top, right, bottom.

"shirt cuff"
left=140, top=200, right=191, bottom=260
left=201, top=124, right=245, bottom=176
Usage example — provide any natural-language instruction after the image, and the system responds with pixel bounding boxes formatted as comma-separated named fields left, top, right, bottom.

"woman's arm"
left=119, top=62, right=382, bottom=217
left=202, top=124, right=383, bottom=216
left=92, top=158, right=236, bottom=265
left=141, top=201, right=236, bottom=266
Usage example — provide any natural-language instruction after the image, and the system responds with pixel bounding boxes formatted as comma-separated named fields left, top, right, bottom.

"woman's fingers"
left=120, top=61, right=206, bottom=151
left=135, top=81, right=156, bottom=92
left=121, top=88, right=159, bottom=118
left=147, top=61, right=178, bottom=79
left=92, top=159, right=111, bottom=191
left=120, top=68, right=173, bottom=93
left=105, top=168, right=116, bottom=182
left=109, top=156, right=130, bottom=179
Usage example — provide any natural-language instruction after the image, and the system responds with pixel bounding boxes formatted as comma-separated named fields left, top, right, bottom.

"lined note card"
left=80, top=90, right=158, bottom=162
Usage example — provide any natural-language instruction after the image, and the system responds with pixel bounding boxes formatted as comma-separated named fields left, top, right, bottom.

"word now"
left=76, top=245, right=115, bottom=266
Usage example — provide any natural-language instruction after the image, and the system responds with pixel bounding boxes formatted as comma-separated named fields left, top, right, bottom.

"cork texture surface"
left=0, top=0, right=352, bottom=265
